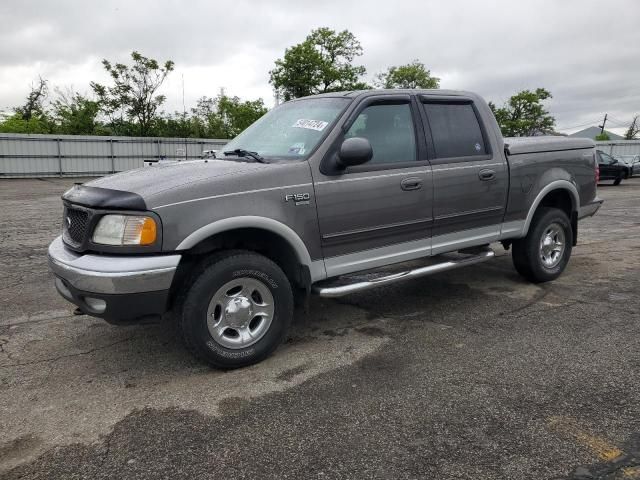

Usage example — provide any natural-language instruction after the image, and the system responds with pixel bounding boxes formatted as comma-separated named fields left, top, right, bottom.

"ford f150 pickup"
left=48, top=89, right=603, bottom=368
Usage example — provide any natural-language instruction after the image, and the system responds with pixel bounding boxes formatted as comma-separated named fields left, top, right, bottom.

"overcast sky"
left=1, top=0, right=638, bottom=134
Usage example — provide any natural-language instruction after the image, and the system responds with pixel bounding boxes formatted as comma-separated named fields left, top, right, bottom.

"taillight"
left=595, top=163, right=600, bottom=184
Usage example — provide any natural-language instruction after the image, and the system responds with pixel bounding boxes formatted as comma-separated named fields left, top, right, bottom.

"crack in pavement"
left=0, top=336, right=136, bottom=369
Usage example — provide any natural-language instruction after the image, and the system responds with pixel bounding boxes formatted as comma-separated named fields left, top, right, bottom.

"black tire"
left=179, top=250, right=293, bottom=369
left=512, top=207, right=573, bottom=283
left=613, top=176, right=622, bottom=186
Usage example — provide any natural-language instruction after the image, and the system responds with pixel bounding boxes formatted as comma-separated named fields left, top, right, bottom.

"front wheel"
left=179, top=250, right=293, bottom=369
left=512, top=207, right=573, bottom=283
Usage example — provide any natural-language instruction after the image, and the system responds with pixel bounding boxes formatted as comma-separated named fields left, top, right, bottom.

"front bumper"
left=48, top=236, right=181, bottom=322
left=578, top=197, right=603, bottom=220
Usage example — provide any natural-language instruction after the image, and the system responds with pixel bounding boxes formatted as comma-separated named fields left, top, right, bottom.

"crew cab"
left=48, top=89, right=602, bottom=368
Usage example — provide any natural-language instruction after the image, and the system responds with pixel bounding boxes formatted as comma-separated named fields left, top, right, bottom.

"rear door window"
left=422, top=102, right=487, bottom=159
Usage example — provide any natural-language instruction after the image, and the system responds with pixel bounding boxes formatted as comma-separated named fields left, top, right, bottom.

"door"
left=419, top=97, right=508, bottom=254
left=597, top=151, right=616, bottom=180
left=314, top=96, right=433, bottom=277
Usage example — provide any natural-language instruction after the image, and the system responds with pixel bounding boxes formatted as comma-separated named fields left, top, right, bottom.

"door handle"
left=478, top=169, right=496, bottom=181
left=401, top=177, right=423, bottom=191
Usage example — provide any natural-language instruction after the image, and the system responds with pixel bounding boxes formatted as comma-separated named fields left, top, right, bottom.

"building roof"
left=569, top=126, right=623, bottom=140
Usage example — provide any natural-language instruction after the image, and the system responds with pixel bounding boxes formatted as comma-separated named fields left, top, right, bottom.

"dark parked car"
left=597, top=150, right=629, bottom=185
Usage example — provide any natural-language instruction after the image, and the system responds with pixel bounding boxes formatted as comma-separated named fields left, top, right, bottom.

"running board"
left=312, top=248, right=495, bottom=298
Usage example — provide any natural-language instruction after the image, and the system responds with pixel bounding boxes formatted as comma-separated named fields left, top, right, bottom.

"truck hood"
left=86, top=160, right=268, bottom=199
left=65, top=159, right=312, bottom=210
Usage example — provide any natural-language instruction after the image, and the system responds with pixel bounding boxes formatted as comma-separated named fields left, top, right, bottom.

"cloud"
left=1, top=0, right=638, bottom=134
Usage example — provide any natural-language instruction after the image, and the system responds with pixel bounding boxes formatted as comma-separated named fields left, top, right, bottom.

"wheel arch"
left=173, top=217, right=325, bottom=292
left=522, top=180, right=579, bottom=238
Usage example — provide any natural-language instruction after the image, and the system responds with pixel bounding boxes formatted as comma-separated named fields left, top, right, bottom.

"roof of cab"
left=290, top=89, right=481, bottom=101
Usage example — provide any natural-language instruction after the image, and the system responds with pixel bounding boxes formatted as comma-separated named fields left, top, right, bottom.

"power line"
left=607, top=116, right=633, bottom=127
left=555, top=120, right=601, bottom=131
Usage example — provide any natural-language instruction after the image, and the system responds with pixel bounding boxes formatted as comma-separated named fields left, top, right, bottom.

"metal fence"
left=1, top=134, right=639, bottom=178
left=0, top=133, right=228, bottom=178
left=595, top=140, right=640, bottom=157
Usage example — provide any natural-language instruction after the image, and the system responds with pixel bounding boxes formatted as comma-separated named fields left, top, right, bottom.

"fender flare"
left=522, top=180, right=579, bottom=236
left=175, top=216, right=326, bottom=280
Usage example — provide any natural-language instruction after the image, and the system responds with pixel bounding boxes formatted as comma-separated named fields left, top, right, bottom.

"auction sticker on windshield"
left=292, top=119, right=328, bottom=131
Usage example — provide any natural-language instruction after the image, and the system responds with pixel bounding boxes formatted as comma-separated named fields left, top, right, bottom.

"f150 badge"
left=284, top=192, right=310, bottom=205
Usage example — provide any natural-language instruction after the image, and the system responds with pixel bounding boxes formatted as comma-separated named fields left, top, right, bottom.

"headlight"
left=92, top=215, right=157, bottom=246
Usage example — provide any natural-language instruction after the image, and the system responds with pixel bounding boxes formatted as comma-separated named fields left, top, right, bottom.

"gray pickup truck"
left=48, top=89, right=602, bottom=368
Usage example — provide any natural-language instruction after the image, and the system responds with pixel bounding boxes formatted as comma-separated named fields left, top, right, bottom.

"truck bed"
left=504, top=136, right=595, bottom=155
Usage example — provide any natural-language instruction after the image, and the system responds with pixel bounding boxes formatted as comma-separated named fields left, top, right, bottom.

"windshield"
left=222, top=97, right=350, bottom=160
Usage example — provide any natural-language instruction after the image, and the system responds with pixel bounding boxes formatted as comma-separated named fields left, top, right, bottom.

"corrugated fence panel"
left=0, top=133, right=228, bottom=178
left=595, top=141, right=640, bottom=157
left=114, top=157, right=144, bottom=171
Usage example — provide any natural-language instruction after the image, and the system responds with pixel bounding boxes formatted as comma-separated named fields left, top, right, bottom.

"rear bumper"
left=48, top=236, right=180, bottom=322
left=578, top=197, right=603, bottom=220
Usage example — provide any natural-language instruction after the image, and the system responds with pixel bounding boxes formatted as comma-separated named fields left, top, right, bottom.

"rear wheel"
left=179, top=250, right=293, bottom=369
left=613, top=175, right=622, bottom=185
left=512, top=207, right=572, bottom=283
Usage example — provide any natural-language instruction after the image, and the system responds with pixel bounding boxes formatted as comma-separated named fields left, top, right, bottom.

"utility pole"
left=599, top=114, right=608, bottom=135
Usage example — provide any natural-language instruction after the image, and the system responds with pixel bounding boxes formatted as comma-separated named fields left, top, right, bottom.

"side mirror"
left=337, top=137, right=373, bottom=169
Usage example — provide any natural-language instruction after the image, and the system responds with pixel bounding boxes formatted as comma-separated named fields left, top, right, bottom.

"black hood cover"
left=62, top=185, right=147, bottom=210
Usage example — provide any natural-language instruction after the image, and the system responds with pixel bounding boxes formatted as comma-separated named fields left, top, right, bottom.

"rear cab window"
left=420, top=99, right=490, bottom=162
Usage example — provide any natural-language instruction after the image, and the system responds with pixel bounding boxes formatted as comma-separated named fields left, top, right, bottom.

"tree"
left=91, top=51, right=174, bottom=136
left=375, top=60, right=439, bottom=89
left=190, top=94, right=268, bottom=138
left=217, top=95, right=268, bottom=137
left=153, top=111, right=193, bottom=138
left=489, top=88, right=556, bottom=137
left=624, top=116, right=639, bottom=140
left=51, top=88, right=104, bottom=135
left=0, top=76, right=54, bottom=133
left=270, top=27, right=368, bottom=101
left=595, top=132, right=610, bottom=141
left=15, top=76, right=49, bottom=121
left=0, top=113, right=54, bottom=134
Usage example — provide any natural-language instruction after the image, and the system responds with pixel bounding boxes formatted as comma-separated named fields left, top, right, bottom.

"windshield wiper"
left=223, top=148, right=268, bottom=164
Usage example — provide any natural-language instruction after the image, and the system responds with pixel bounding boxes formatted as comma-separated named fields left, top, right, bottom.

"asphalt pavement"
left=1, top=176, right=639, bottom=479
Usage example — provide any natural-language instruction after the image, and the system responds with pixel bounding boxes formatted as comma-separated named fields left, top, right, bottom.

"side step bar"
left=313, top=248, right=495, bottom=298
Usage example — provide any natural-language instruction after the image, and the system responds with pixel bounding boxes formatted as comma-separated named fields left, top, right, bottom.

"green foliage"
left=148, top=94, right=268, bottom=138
left=217, top=95, right=268, bottom=137
left=624, top=116, right=639, bottom=140
left=185, top=94, right=268, bottom=138
left=0, top=112, right=54, bottom=134
left=91, top=51, right=175, bottom=136
left=489, top=88, right=556, bottom=137
left=51, top=89, right=105, bottom=135
left=14, top=77, right=49, bottom=121
left=595, top=132, right=610, bottom=141
left=153, top=112, right=192, bottom=138
left=0, top=77, right=56, bottom=133
left=270, top=27, right=368, bottom=101
left=376, top=60, right=440, bottom=89
left=1, top=54, right=266, bottom=139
